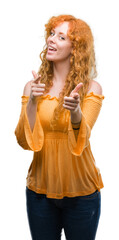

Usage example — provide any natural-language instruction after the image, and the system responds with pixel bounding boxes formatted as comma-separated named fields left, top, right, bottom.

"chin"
left=46, top=54, right=54, bottom=61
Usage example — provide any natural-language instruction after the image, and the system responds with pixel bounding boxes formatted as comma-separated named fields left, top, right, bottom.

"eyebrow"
left=52, top=29, right=66, bottom=36
left=59, top=32, right=66, bottom=36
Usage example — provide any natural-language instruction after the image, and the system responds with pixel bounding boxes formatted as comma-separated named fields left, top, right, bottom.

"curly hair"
left=37, top=14, right=97, bottom=130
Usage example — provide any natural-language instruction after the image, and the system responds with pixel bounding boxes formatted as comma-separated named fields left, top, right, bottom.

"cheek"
left=59, top=44, right=72, bottom=54
left=63, top=45, right=72, bottom=55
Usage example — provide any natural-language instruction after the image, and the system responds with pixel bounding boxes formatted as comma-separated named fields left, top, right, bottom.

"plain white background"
left=0, top=0, right=119, bottom=239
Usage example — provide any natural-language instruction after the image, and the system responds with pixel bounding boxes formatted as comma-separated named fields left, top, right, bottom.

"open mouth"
left=48, top=46, right=57, bottom=51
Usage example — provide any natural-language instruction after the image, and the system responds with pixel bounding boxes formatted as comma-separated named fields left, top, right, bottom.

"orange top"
left=15, top=92, right=104, bottom=199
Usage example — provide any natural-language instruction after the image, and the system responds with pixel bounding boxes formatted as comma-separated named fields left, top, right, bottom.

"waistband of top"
left=44, top=131, right=68, bottom=139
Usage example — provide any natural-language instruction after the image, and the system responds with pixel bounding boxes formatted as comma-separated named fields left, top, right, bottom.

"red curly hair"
left=37, top=15, right=97, bottom=130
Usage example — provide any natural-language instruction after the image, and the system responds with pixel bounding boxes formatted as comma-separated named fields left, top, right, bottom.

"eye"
left=59, top=36, right=65, bottom=40
left=50, top=31, right=55, bottom=36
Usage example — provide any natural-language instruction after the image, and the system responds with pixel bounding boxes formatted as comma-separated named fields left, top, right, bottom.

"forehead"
left=53, top=22, right=69, bottom=35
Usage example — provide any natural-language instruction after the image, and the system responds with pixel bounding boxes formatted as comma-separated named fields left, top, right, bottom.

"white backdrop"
left=0, top=0, right=119, bottom=239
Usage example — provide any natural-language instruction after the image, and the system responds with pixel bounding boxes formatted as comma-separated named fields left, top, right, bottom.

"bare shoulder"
left=87, top=79, right=103, bottom=95
left=23, top=80, right=33, bottom=96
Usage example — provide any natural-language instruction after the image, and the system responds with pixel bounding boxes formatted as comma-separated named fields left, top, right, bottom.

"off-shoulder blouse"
left=15, top=92, right=104, bottom=199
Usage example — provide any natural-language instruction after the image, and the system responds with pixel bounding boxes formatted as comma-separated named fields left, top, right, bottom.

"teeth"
left=49, top=47, right=56, bottom=51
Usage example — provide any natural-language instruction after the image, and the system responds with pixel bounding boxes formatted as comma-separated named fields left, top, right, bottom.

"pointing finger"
left=32, top=71, right=41, bottom=84
left=32, top=70, right=38, bottom=79
left=71, top=83, right=83, bottom=94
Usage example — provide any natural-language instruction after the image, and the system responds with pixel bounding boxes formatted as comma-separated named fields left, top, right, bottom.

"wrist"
left=71, top=122, right=81, bottom=130
left=29, top=92, right=38, bottom=104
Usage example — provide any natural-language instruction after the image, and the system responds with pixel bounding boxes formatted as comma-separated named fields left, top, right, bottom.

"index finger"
left=71, top=83, right=83, bottom=94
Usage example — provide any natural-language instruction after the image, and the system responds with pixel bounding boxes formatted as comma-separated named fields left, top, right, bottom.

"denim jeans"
left=26, top=187, right=101, bottom=240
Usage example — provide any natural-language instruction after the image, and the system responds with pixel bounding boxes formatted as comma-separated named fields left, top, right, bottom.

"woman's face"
left=46, top=22, right=72, bottom=62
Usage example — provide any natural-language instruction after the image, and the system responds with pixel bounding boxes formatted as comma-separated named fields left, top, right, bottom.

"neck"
left=53, top=59, right=70, bottom=84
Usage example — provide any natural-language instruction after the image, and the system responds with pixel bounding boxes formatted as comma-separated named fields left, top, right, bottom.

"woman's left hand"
left=63, top=83, right=83, bottom=113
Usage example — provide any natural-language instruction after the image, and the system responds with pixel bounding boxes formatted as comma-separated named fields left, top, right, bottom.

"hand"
left=63, top=83, right=83, bottom=113
left=30, top=70, right=45, bottom=102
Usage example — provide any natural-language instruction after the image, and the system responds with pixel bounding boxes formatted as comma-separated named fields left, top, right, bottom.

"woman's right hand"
left=30, top=70, right=45, bottom=102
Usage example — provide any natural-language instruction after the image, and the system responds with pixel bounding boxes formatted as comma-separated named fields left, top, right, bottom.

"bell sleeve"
left=68, top=92, right=104, bottom=156
left=14, top=96, right=44, bottom=151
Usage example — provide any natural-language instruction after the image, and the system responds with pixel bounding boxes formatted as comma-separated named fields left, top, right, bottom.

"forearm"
left=70, top=107, right=82, bottom=124
left=26, top=98, right=37, bottom=132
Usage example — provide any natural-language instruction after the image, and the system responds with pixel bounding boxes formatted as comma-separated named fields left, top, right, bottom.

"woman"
left=15, top=15, right=104, bottom=240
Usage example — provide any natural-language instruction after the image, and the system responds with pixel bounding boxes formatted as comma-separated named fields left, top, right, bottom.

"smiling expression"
left=46, top=22, right=72, bottom=63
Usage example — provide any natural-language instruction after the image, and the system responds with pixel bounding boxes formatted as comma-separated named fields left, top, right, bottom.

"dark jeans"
left=26, top=187, right=101, bottom=240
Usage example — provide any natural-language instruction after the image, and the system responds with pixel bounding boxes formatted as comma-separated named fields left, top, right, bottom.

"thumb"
left=71, top=83, right=83, bottom=94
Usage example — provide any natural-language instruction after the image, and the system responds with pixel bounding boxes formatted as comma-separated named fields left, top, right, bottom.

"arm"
left=14, top=71, right=45, bottom=151
left=23, top=79, right=37, bottom=132
left=70, top=80, right=102, bottom=125
left=67, top=81, right=104, bottom=156
left=25, top=71, right=45, bottom=132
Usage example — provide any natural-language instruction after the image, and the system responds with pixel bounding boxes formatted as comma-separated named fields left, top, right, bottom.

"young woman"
left=15, top=14, right=104, bottom=240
